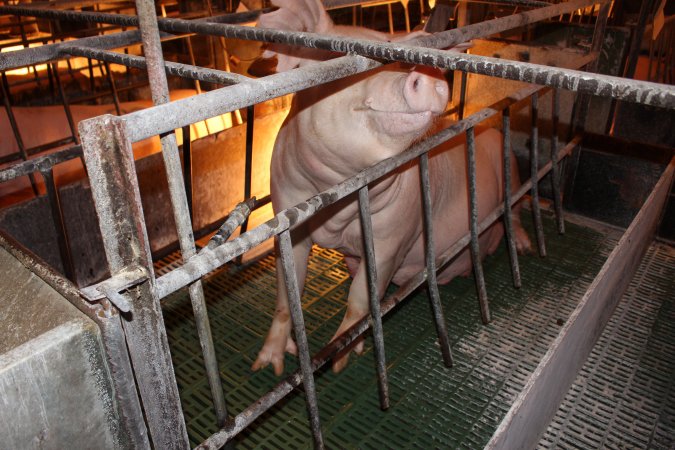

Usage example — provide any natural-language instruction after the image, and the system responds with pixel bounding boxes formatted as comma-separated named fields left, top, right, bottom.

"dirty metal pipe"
left=135, top=0, right=228, bottom=428
left=466, top=127, right=491, bottom=324
left=0, top=145, right=81, bottom=183
left=51, top=62, right=79, bottom=144
left=61, top=45, right=248, bottom=85
left=40, top=168, right=76, bottom=282
left=550, top=88, right=565, bottom=234
left=419, top=152, right=454, bottom=367
left=79, top=115, right=189, bottom=449
left=501, top=107, right=521, bottom=288
left=277, top=230, right=325, bottom=449
left=529, top=92, right=546, bottom=257
left=358, top=186, right=390, bottom=411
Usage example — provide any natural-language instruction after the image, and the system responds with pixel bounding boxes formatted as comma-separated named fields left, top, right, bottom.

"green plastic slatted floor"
left=541, top=242, right=675, bottom=449
left=156, top=214, right=671, bottom=448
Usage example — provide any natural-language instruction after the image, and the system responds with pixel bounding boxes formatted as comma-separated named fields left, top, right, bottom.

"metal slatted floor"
left=156, top=213, right=673, bottom=448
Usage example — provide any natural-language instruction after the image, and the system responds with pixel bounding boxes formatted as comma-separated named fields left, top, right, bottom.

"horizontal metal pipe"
left=154, top=80, right=548, bottom=299
left=0, top=30, right=146, bottom=71
left=62, top=45, right=249, bottom=85
left=197, top=130, right=582, bottom=450
left=0, top=145, right=82, bottom=183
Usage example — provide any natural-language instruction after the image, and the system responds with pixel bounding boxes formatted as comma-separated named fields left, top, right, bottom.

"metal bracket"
left=80, top=266, right=150, bottom=313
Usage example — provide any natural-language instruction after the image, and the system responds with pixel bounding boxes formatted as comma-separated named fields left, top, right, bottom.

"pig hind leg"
left=503, top=147, right=532, bottom=254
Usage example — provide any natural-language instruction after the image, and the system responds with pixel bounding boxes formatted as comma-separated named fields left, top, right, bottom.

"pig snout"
left=403, top=69, right=448, bottom=114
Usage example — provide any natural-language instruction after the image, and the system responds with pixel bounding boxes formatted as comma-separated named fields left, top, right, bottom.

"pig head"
left=252, top=0, right=531, bottom=375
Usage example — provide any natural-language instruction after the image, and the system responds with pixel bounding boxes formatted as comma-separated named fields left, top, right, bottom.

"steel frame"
left=0, top=0, right=673, bottom=449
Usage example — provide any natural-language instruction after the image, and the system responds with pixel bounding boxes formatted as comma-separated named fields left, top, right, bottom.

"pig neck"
left=289, top=83, right=413, bottom=188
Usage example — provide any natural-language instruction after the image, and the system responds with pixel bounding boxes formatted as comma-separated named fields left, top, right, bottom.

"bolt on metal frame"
left=1, top=0, right=674, bottom=448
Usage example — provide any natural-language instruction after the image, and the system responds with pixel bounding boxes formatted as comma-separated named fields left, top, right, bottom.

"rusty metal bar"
left=529, top=92, right=546, bottom=257
left=104, top=61, right=123, bottom=116
left=419, top=152, right=454, bottom=367
left=135, top=0, right=228, bottom=428
left=466, top=126, right=491, bottom=324
left=501, top=107, right=521, bottom=288
left=40, top=167, right=76, bottom=281
left=550, top=88, right=565, bottom=234
left=79, top=114, right=189, bottom=449
left=277, top=230, right=325, bottom=450
left=357, top=186, right=390, bottom=411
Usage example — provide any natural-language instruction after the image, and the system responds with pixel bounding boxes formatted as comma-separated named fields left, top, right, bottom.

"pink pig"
left=252, top=0, right=531, bottom=375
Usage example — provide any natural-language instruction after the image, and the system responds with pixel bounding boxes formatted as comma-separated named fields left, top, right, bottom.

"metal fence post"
left=79, top=114, right=189, bottom=450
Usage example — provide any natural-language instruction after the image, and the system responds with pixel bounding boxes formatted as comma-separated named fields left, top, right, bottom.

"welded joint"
left=80, top=265, right=150, bottom=313
left=203, top=198, right=257, bottom=251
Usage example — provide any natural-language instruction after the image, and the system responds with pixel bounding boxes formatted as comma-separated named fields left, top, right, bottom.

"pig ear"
left=256, top=0, right=335, bottom=72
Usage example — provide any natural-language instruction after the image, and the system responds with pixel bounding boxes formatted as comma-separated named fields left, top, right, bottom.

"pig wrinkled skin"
left=252, top=0, right=531, bottom=375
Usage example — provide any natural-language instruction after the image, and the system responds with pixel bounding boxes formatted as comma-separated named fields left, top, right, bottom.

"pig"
left=252, top=0, right=531, bottom=375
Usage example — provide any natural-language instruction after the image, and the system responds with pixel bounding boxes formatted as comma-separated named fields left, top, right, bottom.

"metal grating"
left=159, top=213, right=629, bottom=448
left=540, top=242, right=675, bottom=449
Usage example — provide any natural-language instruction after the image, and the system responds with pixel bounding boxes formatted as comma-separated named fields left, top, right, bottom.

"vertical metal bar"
left=0, top=73, right=40, bottom=194
left=419, top=153, right=453, bottom=367
left=572, top=0, right=611, bottom=133
left=79, top=115, right=189, bottom=449
left=105, top=61, right=122, bottom=116
left=40, top=168, right=75, bottom=282
left=239, top=104, right=255, bottom=237
left=277, top=230, right=325, bottom=449
left=135, top=0, right=228, bottom=428
left=549, top=89, right=565, bottom=234
left=186, top=36, right=203, bottom=95
left=182, top=125, right=194, bottom=222
left=501, top=107, right=521, bottom=288
left=466, top=127, right=490, bottom=324
left=458, top=70, right=468, bottom=120
left=623, top=0, right=657, bottom=79
left=530, top=93, right=546, bottom=257
left=357, top=187, right=390, bottom=410
left=51, top=62, right=78, bottom=144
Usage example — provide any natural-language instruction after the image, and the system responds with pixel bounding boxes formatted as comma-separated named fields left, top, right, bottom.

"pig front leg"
left=252, top=230, right=312, bottom=376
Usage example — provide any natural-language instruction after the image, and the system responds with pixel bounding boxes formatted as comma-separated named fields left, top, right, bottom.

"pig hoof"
left=515, top=227, right=533, bottom=255
left=251, top=338, right=297, bottom=376
left=331, top=336, right=365, bottom=372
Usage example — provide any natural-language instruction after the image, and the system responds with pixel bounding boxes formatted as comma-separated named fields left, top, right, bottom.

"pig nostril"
left=413, top=78, right=419, bottom=90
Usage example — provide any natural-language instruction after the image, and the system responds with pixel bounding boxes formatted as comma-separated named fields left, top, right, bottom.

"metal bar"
left=239, top=104, right=255, bottom=239
left=466, top=127, right=491, bottom=324
left=197, top=134, right=582, bottom=449
left=78, top=114, right=189, bottom=449
left=501, top=107, right=521, bottom=288
left=458, top=70, right=468, bottom=120
left=0, top=30, right=147, bottom=71
left=123, top=44, right=674, bottom=144
left=571, top=0, right=611, bottom=133
left=0, top=73, right=40, bottom=195
left=104, top=61, right=123, bottom=116
left=182, top=125, right=194, bottom=222
left=550, top=88, right=565, bottom=234
left=529, top=93, right=546, bottom=256
left=622, top=0, right=657, bottom=79
left=61, top=45, right=248, bottom=85
left=51, top=62, right=79, bottom=144
left=40, top=167, right=76, bottom=281
left=419, top=152, right=453, bottom=367
left=277, top=230, right=325, bottom=449
left=0, top=145, right=82, bottom=183
left=154, top=82, right=564, bottom=298
left=357, top=187, right=390, bottom=410
left=134, top=0, right=228, bottom=428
